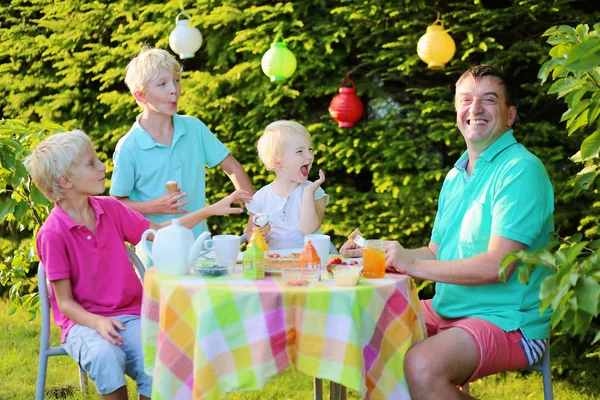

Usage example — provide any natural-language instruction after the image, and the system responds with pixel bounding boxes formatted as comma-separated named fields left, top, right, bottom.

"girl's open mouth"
left=300, top=165, right=309, bottom=178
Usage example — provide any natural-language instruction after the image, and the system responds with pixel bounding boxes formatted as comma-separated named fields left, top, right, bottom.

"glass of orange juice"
left=362, top=240, right=386, bottom=278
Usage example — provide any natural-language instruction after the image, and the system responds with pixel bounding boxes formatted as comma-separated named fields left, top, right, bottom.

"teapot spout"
left=189, top=231, right=211, bottom=265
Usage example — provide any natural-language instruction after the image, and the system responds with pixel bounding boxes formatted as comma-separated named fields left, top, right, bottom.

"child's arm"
left=114, top=192, right=189, bottom=215
left=146, top=189, right=253, bottom=235
left=51, top=279, right=125, bottom=346
left=219, top=155, right=255, bottom=195
left=300, top=169, right=327, bottom=235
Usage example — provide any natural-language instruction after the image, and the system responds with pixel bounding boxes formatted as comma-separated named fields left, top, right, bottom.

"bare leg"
left=405, top=328, right=479, bottom=400
left=101, top=386, right=128, bottom=400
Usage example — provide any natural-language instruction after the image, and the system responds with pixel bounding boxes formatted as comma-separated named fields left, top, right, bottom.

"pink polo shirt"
left=36, top=196, right=150, bottom=342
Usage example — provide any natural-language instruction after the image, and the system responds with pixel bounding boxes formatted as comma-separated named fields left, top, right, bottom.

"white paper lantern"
left=169, top=12, right=203, bottom=59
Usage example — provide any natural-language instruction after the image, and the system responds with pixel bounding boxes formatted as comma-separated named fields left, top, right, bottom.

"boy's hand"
left=208, top=190, right=253, bottom=216
left=340, top=240, right=363, bottom=258
left=93, top=316, right=125, bottom=346
left=153, top=192, right=189, bottom=214
left=304, top=169, right=325, bottom=194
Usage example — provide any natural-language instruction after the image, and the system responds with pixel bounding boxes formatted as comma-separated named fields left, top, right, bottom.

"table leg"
left=313, top=377, right=323, bottom=400
left=330, top=381, right=347, bottom=400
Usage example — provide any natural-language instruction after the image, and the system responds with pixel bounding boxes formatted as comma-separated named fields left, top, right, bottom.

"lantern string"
left=433, top=10, right=442, bottom=24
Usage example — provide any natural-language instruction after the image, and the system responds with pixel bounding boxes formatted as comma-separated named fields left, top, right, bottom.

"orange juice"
left=363, top=240, right=386, bottom=278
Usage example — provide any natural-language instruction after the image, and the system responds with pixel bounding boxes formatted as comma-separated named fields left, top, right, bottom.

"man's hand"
left=93, top=316, right=125, bottom=346
left=208, top=190, right=253, bottom=216
left=340, top=240, right=363, bottom=258
left=384, top=240, right=417, bottom=274
left=304, top=169, right=325, bottom=194
left=151, top=191, right=189, bottom=214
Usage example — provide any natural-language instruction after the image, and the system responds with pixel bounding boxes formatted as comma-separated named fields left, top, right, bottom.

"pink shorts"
left=421, top=299, right=530, bottom=384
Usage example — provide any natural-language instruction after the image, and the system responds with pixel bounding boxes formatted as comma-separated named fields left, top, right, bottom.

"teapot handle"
left=141, top=229, right=157, bottom=262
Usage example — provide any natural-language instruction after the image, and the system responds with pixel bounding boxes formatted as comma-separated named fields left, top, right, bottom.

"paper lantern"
left=328, top=73, right=364, bottom=128
left=169, top=11, right=203, bottom=59
left=417, top=18, right=456, bottom=70
left=261, top=40, right=297, bottom=82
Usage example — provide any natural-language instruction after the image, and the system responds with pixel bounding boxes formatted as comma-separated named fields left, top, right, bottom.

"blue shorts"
left=62, top=314, right=152, bottom=397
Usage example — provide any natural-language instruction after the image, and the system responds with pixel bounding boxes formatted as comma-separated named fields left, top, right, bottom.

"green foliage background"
left=1, top=0, right=600, bottom=381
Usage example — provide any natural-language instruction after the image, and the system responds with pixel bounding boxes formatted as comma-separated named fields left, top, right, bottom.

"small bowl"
left=193, top=262, right=229, bottom=278
left=281, top=268, right=320, bottom=287
left=332, top=265, right=362, bottom=286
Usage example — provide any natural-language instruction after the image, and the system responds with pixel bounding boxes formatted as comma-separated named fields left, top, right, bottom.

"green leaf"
left=592, top=331, right=600, bottom=345
left=0, top=199, right=17, bottom=222
left=574, top=310, right=593, bottom=335
left=562, top=39, right=600, bottom=74
left=574, top=276, right=600, bottom=316
left=547, top=77, right=583, bottom=98
left=30, top=183, right=50, bottom=205
left=580, top=128, right=600, bottom=160
left=13, top=201, right=29, bottom=221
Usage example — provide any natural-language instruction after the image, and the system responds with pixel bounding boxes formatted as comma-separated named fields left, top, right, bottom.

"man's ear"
left=133, top=90, right=147, bottom=105
left=507, top=106, right=517, bottom=128
left=57, top=175, right=73, bottom=189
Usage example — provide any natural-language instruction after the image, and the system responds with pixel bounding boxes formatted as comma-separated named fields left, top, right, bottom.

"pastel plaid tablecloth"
left=141, top=269, right=425, bottom=399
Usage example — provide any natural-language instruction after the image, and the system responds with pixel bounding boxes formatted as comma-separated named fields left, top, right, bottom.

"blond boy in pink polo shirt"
left=26, top=130, right=251, bottom=400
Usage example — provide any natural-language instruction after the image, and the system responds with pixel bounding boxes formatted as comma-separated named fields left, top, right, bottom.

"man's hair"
left=124, top=46, right=182, bottom=96
left=455, top=65, right=519, bottom=108
left=256, top=120, right=313, bottom=171
left=24, top=130, right=94, bottom=202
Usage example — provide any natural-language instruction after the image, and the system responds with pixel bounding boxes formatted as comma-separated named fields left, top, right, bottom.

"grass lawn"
left=1, top=299, right=598, bottom=399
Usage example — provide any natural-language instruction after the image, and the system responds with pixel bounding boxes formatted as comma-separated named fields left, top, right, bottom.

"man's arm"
left=219, top=154, right=254, bottom=195
left=385, top=235, right=525, bottom=285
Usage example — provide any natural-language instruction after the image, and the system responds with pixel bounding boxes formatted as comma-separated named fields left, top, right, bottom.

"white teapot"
left=141, top=219, right=211, bottom=275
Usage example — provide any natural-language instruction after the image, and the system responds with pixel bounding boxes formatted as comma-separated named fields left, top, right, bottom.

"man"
left=342, top=65, right=554, bottom=399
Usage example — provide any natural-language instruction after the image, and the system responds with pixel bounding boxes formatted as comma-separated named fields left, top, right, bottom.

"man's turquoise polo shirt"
left=431, top=130, right=554, bottom=340
left=110, top=114, right=229, bottom=238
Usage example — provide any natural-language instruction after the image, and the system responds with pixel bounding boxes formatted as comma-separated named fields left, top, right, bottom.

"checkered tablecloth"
left=141, top=269, right=425, bottom=399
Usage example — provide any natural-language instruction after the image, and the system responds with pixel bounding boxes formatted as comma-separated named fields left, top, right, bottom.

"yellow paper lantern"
left=417, top=17, right=456, bottom=70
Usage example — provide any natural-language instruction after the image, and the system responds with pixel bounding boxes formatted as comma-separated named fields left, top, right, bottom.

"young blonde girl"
left=245, top=120, right=328, bottom=249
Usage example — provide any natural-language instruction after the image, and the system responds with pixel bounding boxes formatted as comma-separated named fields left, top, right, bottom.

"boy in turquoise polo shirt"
left=110, top=47, right=253, bottom=263
left=341, top=65, right=554, bottom=399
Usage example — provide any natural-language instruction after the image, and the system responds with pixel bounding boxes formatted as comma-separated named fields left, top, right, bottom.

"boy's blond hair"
left=257, top=120, right=312, bottom=171
left=124, top=46, right=182, bottom=98
left=24, top=130, right=94, bottom=202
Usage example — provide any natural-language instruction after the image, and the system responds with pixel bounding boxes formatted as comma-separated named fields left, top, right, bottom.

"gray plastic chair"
left=35, top=247, right=146, bottom=400
left=462, top=342, right=552, bottom=399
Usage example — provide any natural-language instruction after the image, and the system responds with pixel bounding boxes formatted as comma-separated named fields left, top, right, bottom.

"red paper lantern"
left=329, top=73, right=364, bottom=128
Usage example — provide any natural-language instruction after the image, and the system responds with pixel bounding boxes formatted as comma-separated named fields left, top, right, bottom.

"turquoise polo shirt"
left=430, top=130, right=554, bottom=340
left=110, top=114, right=230, bottom=238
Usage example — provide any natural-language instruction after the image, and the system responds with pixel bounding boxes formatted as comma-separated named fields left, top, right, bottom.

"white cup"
left=304, top=234, right=330, bottom=269
left=204, top=235, right=241, bottom=266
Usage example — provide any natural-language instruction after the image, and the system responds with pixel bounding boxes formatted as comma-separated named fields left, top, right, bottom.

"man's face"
left=455, top=76, right=516, bottom=152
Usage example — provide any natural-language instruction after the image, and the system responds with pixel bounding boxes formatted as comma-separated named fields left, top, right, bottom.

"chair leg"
left=313, top=377, right=323, bottom=400
left=330, top=382, right=347, bottom=400
left=78, top=366, right=87, bottom=393
left=36, top=352, right=48, bottom=400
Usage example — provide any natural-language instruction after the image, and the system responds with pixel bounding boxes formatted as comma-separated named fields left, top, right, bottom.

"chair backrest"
left=127, top=246, right=146, bottom=282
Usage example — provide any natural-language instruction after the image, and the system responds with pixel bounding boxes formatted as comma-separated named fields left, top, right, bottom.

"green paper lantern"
left=242, top=245, right=265, bottom=280
left=261, top=41, right=297, bottom=82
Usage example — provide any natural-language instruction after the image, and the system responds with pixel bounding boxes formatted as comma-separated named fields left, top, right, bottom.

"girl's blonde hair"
left=256, top=120, right=312, bottom=171
left=124, top=46, right=182, bottom=97
left=24, top=130, right=94, bottom=202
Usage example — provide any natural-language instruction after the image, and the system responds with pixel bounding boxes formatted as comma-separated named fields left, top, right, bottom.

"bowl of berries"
left=193, top=261, right=229, bottom=278
left=325, top=257, right=361, bottom=278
